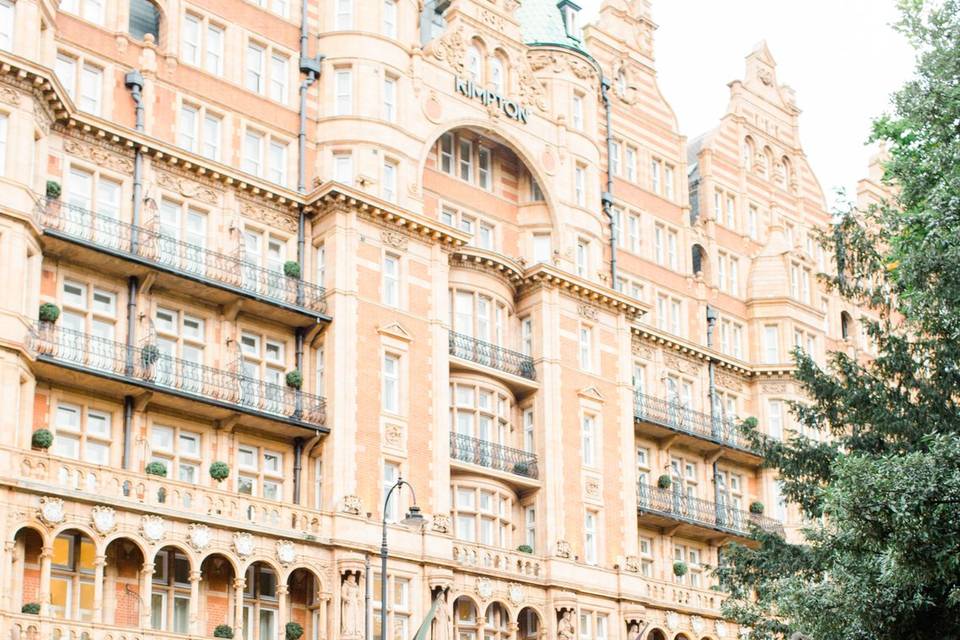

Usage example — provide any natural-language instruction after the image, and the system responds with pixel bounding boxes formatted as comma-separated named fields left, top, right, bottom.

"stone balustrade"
left=451, top=542, right=542, bottom=579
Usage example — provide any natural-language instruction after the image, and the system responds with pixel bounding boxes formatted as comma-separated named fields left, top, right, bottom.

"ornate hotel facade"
left=0, top=0, right=877, bottom=639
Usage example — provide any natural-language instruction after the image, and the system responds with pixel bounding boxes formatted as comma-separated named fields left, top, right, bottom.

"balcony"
left=35, top=199, right=329, bottom=325
left=634, top=392, right=759, bottom=461
left=637, top=483, right=784, bottom=540
left=448, top=331, right=537, bottom=387
left=27, top=324, right=327, bottom=432
left=449, top=432, right=539, bottom=480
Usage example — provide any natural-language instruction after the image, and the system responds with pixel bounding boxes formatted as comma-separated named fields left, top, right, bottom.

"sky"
left=579, top=0, right=916, bottom=207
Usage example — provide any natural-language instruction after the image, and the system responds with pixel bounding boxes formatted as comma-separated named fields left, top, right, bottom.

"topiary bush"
left=38, top=303, right=60, bottom=324
left=141, top=344, right=161, bottom=367
left=209, top=461, right=230, bottom=482
left=517, top=544, right=533, bottom=554
left=749, top=501, right=765, bottom=515
left=673, top=561, right=688, bottom=577
left=21, top=602, right=41, bottom=615
left=285, top=622, right=304, bottom=640
left=46, top=180, right=62, bottom=200
left=31, top=429, right=54, bottom=450
left=512, top=461, right=530, bottom=476
left=743, top=416, right=759, bottom=430
left=286, top=369, right=303, bottom=389
left=145, top=461, right=167, bottom=477
left=283, top=261, right=302, bottom=279
left=213, top=624, right=235, bottom=639
left=657, top=474, right=672, bottom=489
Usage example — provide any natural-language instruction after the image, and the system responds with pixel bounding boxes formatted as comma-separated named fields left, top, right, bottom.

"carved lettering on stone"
left=63, top=139, right=134, bottom=173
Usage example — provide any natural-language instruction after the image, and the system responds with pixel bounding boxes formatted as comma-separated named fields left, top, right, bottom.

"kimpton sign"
left=455, top=76, right=530, bottom=124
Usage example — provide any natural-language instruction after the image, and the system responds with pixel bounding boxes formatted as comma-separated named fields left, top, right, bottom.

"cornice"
left=630, top=325, right=752, bottom=376
left=449, top=246, right=526, bottom=288
left=310, top=182, right=471, bottom=249
left=521, top=263, right=649, bottom=319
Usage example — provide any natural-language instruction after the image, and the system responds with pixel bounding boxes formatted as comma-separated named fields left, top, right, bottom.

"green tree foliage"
left=716, top=2, right=960, bottom=638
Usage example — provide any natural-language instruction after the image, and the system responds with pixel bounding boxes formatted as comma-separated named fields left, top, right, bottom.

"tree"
left=716, top=2, right=960, bottom=638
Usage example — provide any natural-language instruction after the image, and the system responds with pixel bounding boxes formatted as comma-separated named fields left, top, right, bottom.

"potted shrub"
left=749, top=501, right=765, bottom=515
left=512, top=461, right=530, bottom=476
left=517, top=544, right=533, bottom=554
left=141, top=344, right=161, bottom=368
left=285, top=622, right=304, bottom=640
left=213, top=624, right=235, bottom=639
left=283, top=261, right=302, bottom=279
left=657, top=474, right=672, bottom=490
left=673, top=561, right=688, bottom=577
left=286, top=369, right=303, bottom=389
left=31, top=429, right=54, bottom=450
left=743, top=416, right=759, bottom=430
left=38, top=303, right=60, bottom=324
left=145, top=461, right=167, bottom=477
left=21, top=602, right=41, bottom=615
left=46, top=180, right=62, bottom=200
left=209, top=461, right=230, bottom=482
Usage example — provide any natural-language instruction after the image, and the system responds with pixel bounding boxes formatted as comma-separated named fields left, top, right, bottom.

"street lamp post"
left=380, top=476, right=424, bottom=640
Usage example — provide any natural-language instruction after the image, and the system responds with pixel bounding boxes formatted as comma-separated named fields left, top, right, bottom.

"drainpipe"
left=705, top=305, right=723, bottom=517
left=293, top=437, right=304, bottom=503
left=599, top=75, right=617, bottom=286
left=123, top=70, right=145, bottom=471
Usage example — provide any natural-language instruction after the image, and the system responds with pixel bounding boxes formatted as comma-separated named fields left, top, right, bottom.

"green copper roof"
left=515, top=0, right=591, bottom=56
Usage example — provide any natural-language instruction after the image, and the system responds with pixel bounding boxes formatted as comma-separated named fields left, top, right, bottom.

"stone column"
left=38, top=546, right=52, bottom=617
left=0, top=539, right=15, bottom=611
left=508, top=621, right=520, bottom=640
left=277, top=583, right=290, bottom=640
left=189, top=570, right=203, bottom=636
left=233, top=577, right=247, bottom=637
left=92, top=555, right=106, bottom=623
left=139, top=561, right=155, bottom=628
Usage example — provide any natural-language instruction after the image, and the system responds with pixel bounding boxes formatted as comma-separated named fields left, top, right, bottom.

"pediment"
left=378, top=321, right=412, bottom=342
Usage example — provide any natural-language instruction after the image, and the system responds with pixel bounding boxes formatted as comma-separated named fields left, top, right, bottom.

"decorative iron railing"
left=448, top=331, right=536, bottom=380
left=450, top=432, right=539, bottom=479
left=633, top=391, right=755, bottom=452
left=28, top=324, right=326, bottom=428
left=637, top=483, right=784, bottom=537
left=36, top=198, right=328, bottom=315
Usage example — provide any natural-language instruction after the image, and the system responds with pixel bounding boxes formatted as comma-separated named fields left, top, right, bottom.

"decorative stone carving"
left=39, top=497, right=65, bottom=526
left=431, top=513, right=451, bottom=534
left=239, top=200, right=298, bottom=233
left=276, top=540, right=296, bottom=566
left=691, top=616, right=705, bottom=634
left=716, top=371, right=745, bottom=392
left=663, top=353, right=702, bottom=376
left=90, top=506, right=116, bottom=535
left=578, top=303, right=600, bottom=321
left=555, top=540, right=571, bottom=558
left=623, top=556, right=639, bottom=573
left=342, top=495, right=362, bottom=515
left=762, top=382, right=789, bottom=394
left=478, top=7, right=503, bottom=30
left=0, top=86, right=21, bottom=106
left=233, top=532, right=255, bottom=558
left=63, top=139, right=134, bottom=173
left=141, top=515, right=166, bottom=543
left=340, top=572, right=363, bottom=638
left=475, top=577, right=494, bottom=601
left=634, top=18, right=654, bottom=57
left=584, top=478, right=601, bottom=498
left=715, top=621, right=728, bottom=637
left=631, top=342, right=654, bottom=359
left=187, top=523, right=212, bottom=551
left=557, top=610, right=576, bottom=640
left=507, top=583, right=523, bottom=607
left=428, top=26, right=466, bottom=75
left=384, top=423, right=404, bottom=448
left=381, top=230, right=409, bottom=252
left=156, top=171, right=218, bottom=204
left=432, top=589, right=452, bottom=640
left=665, top=611, right=680, bottom=631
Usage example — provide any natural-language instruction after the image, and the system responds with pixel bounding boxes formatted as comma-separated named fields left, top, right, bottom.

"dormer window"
left=557, top=0, right=581, bottom=41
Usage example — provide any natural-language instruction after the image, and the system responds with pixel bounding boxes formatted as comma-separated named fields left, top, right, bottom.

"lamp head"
left=401, top=505, right=425, bottom=529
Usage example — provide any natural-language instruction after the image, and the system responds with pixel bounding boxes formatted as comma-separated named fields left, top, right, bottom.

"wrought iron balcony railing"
left=637, top=483, right=784, bottom=537
left=633, top=391, right=755, bottom=453
left=36, top=199, right=328, bottom=316
left=450, top=432, right=539, bottom=479
left=27, top=324, right=327, bottom=429
left=448, top=331, right=536, bottom=380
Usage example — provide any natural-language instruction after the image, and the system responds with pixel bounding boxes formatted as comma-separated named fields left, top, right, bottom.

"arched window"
left=490, top=56, right=504, bottom=94
left=50, top=530, right=97, bottom=620
left=691, top=244, right=707, bottom=276
left=244, top=562, right=279, bottom=640
left=129, top=0, right=161, bottom=41
left=466, top=46, right=482, bottom=82
left=780, top=155, right=792, bottom=188
left=454, top=597, right=480, bottom=640
left=616, top=68, right=628, bottom=95
left=151, top=546, right=190, bottom=632
left=742, top=137, right=755, bottom=171
left=518, top=608, right=541, bottom=640
left=759, top=146, right=772, bottom=177
left=484, top=603, right=511, bottom=640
